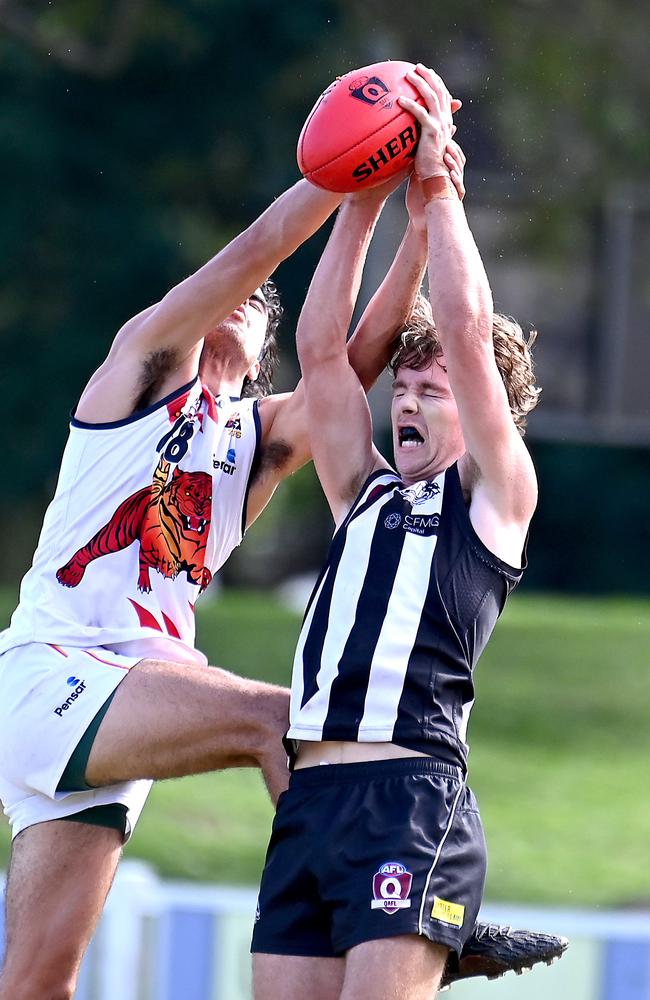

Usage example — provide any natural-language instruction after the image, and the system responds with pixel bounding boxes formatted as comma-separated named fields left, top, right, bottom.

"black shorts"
left=251, top=756, right=486, bottom=958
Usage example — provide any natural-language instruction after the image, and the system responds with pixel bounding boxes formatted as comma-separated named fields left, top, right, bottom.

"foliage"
left=1, top=587, right=648, bottom=906
left=0, top=0, right=647, bottom=589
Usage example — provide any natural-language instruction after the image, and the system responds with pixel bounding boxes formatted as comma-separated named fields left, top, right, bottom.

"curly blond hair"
left=389, top=294, right=541, bottom=435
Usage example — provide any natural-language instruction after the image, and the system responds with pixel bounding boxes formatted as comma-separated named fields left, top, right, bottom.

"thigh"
left=253, top=954, right=344, bottom=1000
left=85, top=657, right=289, bottom=795
left=0, top=820, right=122, bottom=994
left=341, top=936, right=448, bottom=1000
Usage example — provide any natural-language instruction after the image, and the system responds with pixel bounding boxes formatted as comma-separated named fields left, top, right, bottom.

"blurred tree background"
left=0, top=0, right=648, bottom=592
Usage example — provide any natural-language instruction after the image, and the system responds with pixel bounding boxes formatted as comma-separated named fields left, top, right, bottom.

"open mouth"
left=183, top=515, right=208, bottom=534
left=398, top=426, right=425, bottom=449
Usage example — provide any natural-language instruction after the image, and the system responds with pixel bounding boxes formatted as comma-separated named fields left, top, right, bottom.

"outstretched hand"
left=398, top=64, right=458, bottom=180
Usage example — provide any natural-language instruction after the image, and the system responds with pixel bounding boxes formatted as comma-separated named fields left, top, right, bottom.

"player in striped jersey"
left=251, top=64, right=565, bottom=998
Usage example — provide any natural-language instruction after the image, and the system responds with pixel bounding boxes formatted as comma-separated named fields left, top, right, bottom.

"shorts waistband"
left=288, top=755, right=464, bottom=790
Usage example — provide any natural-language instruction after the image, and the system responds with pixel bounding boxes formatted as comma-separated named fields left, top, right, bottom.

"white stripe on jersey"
left=357, top=497, right=443, bottom=739
left=289, top=569, right=328, bottom=723
left=288, top=488, right=377, bottom=733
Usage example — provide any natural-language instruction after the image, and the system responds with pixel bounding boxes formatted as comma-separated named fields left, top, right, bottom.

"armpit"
left=255, top=439, right=294, bottom=477
left=458, top=453, right=480, bottom=504
left=132, top=347, right=180, bottom=413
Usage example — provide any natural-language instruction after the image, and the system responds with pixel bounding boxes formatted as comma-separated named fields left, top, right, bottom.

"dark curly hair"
left=389, top=293, right=541, bottom=435
left=241, top=278, right=282, bottom=399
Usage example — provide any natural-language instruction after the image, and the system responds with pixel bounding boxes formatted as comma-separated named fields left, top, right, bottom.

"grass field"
left=1, top=587, right=648, bottom=907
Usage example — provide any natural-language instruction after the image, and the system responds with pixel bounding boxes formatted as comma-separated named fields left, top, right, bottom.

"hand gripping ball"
left=297, top=60, right=424, bottom=192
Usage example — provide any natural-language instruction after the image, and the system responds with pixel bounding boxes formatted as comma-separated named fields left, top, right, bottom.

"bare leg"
left=341, top=937, right=448, bottom=1000
left=86, top=658, right=291, bottom=803
left=253, top=954, right=344, bottom=1000
left=0, top=821, right=123, bottom=1000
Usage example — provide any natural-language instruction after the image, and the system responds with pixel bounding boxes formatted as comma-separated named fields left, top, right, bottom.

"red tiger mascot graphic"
left=57, top=458, right=213, bottom=593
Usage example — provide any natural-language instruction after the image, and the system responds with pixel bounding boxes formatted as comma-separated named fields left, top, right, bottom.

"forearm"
left=347, top=221, right=427, bottom=390
left=151, top=180, right=343, bottom=345
left=425, top=197, right=493, bottom=350
left=296, top=198, right=382, bottom=373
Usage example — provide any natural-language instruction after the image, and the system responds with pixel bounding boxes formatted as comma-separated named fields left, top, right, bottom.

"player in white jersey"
left=5, top=122, right=528, bottom=993
left=0, top=93, right=563, bottom=996
left=251, top=66, right=567, bottom=999
left=0, top=168, right=436, bottom=998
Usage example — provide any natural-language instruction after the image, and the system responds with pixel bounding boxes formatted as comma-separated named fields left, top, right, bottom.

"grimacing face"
left=390, top=359, right=465, bottom=483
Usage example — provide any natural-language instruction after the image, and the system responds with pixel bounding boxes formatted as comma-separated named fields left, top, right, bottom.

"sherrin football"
left=297, top=60, right=424, bottom=193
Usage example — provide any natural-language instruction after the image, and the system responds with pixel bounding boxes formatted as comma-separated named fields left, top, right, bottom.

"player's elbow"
left=297, top=321, right=347, bottom=370
left=439, top=293, right=493, bottom=350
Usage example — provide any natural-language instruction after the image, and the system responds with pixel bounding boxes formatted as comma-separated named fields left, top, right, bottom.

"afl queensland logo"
left=398, top=480, right=440, bottom=506
left=349, top=75, right=390, bottom=106
left=371, top=861, right=413, bottom=914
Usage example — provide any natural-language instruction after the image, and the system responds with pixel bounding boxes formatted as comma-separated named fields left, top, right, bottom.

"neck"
left=399, top=445, right=465, bottom=486
left=198, top=355, right=245, bottom=399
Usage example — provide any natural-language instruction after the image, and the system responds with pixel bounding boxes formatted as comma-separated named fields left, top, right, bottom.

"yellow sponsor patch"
left=431, top=895, right=465, bottom=927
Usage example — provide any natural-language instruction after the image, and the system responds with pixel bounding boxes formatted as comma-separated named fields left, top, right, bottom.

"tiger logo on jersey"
left=56, top=457, right=213, bottom=594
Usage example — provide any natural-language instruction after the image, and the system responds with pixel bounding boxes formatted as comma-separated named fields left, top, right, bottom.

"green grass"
left=1, top=588, right=648, bottom=906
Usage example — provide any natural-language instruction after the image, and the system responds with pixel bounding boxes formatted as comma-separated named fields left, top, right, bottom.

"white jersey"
left=0, top=377, right=260, bottom=661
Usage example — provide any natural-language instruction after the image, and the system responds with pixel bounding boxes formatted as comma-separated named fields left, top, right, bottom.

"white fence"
left=1, top=861, right=650, bottom=999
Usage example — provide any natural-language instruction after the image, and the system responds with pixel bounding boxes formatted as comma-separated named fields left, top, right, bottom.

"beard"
left=200, top=322, right=253, bottom=372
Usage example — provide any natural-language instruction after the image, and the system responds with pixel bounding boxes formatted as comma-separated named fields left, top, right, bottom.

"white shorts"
left=0, top=642, right=152, bottom=840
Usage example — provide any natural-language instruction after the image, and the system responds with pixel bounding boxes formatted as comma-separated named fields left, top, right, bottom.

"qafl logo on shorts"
left=349, top=75, right=390, bottom=106
left=371, top=861, right=413, bottom=914
left=384, top=512, right=402, bottom=530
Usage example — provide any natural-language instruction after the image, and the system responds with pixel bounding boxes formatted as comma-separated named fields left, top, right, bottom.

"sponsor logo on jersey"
left=432, top=895, right=465, bottom=927
left=54, top=678, right=87, bottom=716
left=403, top=512, right=440, bottom=537
left=213, top=458, right=236, bottom=476
left=371, top=861, right=413, bottom=914
left=384, top=507, right=439, bottom=536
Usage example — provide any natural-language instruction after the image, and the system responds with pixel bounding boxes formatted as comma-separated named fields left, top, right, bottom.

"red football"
left=297, top=60, right=424, bottom=192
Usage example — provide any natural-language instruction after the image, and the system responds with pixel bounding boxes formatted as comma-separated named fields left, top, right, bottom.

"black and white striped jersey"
left=287, top=463, right=524, bottom=768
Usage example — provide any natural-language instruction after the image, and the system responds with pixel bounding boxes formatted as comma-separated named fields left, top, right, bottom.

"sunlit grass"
left=1, top=589, right=648, bottom=906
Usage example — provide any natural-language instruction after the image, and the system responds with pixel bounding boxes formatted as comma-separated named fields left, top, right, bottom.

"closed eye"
left=250, top=293, right=267, bottom=313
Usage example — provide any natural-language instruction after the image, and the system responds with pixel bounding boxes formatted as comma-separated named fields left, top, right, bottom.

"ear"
left=245, top=359, right=261, bottom=383
left=172, top=466, right=182, bottom=479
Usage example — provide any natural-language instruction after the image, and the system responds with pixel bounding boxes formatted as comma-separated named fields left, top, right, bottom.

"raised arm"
left=76, top=180, right=342, bottom=422
left=295, top=192, right=392, bottom=524
left=347, top=143, right=466, bottom=389
left=249, top=157, right=468, bottom=529
left=399, top=66, right=537, bottom=563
